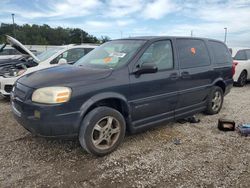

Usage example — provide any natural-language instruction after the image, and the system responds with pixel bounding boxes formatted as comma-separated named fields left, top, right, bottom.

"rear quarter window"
left=245, top=50, right=250, bottom=60
left=234, top=50, right=247, bottom=60
left=176, top=39, right=210, bottom=69
left=208, top=41, right=232, bottom=64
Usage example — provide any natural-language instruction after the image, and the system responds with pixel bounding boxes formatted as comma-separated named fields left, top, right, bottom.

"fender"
left=76, top=92, right=133, bottom=131
left=212, top=77, right=226, bottom=86
left=211, top=77, right=234, bottom=95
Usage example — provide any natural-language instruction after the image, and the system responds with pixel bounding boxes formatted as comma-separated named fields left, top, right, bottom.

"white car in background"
left=232, top=48, right=250, bottom=87
left=0, top=44, right=23, bottom=60
left=0, top=35, right=98, bottom=96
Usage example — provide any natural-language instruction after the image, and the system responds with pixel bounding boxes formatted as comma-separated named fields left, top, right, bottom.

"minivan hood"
left=6, top=35, right=40, bottom=62
left=17, top=65, right=112, bottom=88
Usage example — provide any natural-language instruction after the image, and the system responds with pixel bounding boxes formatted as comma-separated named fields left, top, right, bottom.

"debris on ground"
left=217, top=118, right=235, bottom=131
left=238, top=124, right=250, bottom=136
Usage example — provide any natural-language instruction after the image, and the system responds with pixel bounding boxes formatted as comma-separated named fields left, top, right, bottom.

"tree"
left=100, top=36, right=111, bottom=43
left=0, top=23, right=105, bottom=45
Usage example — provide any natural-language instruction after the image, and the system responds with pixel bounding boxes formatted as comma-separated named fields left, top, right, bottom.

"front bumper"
left=11, top=98, right=81, bottom=137
left=233, top=74, right=239, bottom=82
left=0, top=76, right=16, bottom=96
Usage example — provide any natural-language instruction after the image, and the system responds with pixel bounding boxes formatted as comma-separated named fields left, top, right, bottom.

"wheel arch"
left=241, top=69, right=248, bottom=76
left=77, top=92, right=132, bottom=131
left=212, top=78, right=226, bottom=93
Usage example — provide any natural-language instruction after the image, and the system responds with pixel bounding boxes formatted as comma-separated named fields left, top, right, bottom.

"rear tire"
left=236, top=71, right=247, bottom=87
left=205, top=86, right=224, bottom=115
left=79, top=106, right=126, bottom=156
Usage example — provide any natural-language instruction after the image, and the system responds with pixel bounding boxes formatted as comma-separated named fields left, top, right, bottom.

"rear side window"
left=208, top=41, right=232, bottom=64
left=65, top=48, right=86, bottom=62
left=245, top=50, right=250, bottom=60
left=176, top=39, right=210, bottom=69
left=51, top=48, right=87, bottom=64
left=234, top=50, right=247, bottom=60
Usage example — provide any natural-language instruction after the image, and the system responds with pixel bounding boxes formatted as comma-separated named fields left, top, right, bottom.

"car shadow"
left=0, top=95, right=10, bottom=103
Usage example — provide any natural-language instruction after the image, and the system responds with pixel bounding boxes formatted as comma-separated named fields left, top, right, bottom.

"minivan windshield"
left=75, top=40, right=145, bottom=69
left=37, top=47, right=64, bottom=62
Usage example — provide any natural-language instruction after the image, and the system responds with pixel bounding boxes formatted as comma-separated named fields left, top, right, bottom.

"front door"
left=129, top=40, right=179, bottom=127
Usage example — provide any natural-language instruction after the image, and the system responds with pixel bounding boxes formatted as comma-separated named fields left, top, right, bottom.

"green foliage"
left=0, top=23, right=103, bottom=45
left=100, top=36, right=111, bottom=43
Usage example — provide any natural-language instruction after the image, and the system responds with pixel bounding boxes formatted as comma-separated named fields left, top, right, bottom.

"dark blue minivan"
left=11, top=37, right=233, bottom=156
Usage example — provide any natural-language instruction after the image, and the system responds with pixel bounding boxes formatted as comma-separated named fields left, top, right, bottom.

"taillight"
left=232, top=61, right=238, bottom=76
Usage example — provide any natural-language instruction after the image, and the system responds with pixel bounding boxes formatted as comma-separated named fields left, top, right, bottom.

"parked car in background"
left=232, top=48, right=250, bottom=86
left=0, top=35, right=98, bottom=96
left=0, top=44, right=23, bottom=60
left=11, top=36, right=233, bottom=156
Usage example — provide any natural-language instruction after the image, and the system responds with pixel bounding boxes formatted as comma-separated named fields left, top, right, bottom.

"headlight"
left=32, top=87, right=72, bottom=104
left=3, top=69, right=26, bottom=78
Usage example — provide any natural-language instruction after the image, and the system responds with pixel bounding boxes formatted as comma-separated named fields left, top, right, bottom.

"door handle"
left=170, top=73, right=178, bottom=80
left=181, top=71, right=190, bottom=78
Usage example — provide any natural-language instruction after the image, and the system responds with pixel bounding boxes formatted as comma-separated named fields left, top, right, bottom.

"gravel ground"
left=0, top=86, right=250, bottom=188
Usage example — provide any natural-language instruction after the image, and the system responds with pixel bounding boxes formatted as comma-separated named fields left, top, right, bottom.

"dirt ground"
left=0, top=86, right=250, bottom=188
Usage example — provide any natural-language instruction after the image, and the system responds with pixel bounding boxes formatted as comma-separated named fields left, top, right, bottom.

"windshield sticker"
left=104, top=57, right=112, bottom=63
left=109, top=52, right=126, bottom=58
left=190, top=47, right=196, bottom=55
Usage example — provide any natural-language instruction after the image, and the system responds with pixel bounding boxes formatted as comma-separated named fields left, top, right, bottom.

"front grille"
left=4, top=85, right=13, bottom=93
left=13, top=82, right=31, bottom=101
left=12, top=101, right=22, bottom=114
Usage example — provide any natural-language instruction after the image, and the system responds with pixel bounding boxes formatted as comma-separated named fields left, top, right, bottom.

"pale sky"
left=1, top=0, right=250, bottom=47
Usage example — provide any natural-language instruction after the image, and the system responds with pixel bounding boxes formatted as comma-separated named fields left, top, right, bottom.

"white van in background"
left=0, top=44, right=23, bottom=60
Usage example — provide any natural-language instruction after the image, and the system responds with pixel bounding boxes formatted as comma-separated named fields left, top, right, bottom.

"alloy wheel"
left=240, top=72, right=247, bottom=86
left=91, top=116, right=121, bottom=150
left=211, top=91, right=222, bottom=112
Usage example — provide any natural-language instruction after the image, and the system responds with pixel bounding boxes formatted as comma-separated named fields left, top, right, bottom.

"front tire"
left=79, top=107, right=126, bottom=156
left=236, top=71, right=247, bottom=87
left=205, top=86, right=224, bottom=115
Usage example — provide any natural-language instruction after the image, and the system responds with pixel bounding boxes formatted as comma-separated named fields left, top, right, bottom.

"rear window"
left=234, top=50, right=247, bottom=60
left=176, top=39, right=210, bottom=69
left=208, top=41, right=232, bottom=64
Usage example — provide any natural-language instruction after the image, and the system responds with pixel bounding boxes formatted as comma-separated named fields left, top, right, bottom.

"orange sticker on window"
left=190, top=47, right=196, bottom=55
left=104, top=57, right=112, bottom=63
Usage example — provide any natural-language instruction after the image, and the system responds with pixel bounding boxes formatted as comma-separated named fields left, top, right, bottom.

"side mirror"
left=133, top=63, right=158, bottom=75
left=58, top=58, right=67, bottom=65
